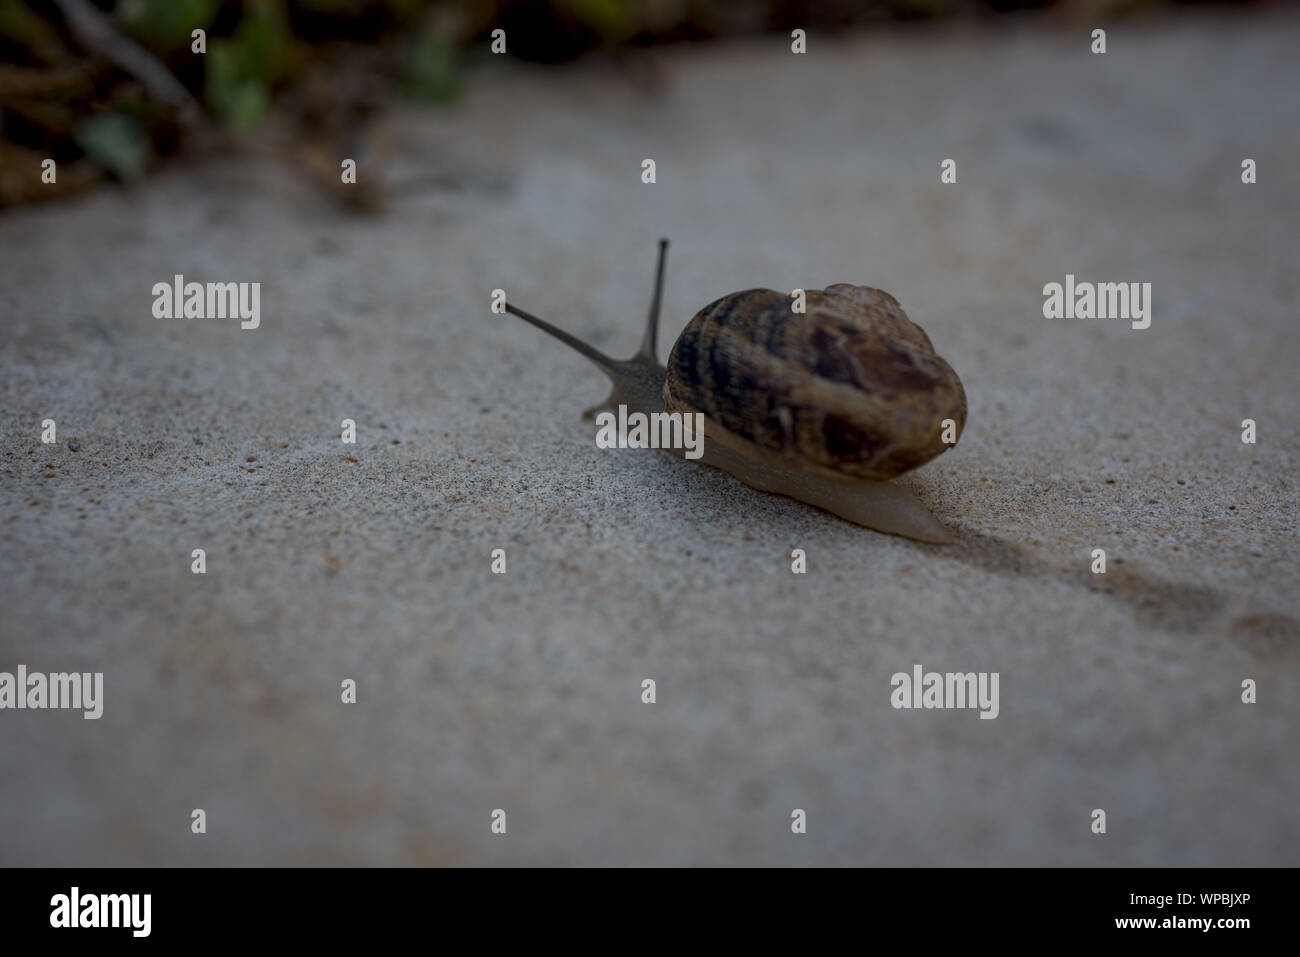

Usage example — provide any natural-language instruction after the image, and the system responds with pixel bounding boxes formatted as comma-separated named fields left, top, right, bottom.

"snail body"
left=505, top=240, right=965, bottom=543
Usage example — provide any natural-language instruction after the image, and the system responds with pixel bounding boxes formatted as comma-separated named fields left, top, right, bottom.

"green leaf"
left=223, top=81, right=270, bottom=133
left=0, top=0, right=65, bottom=51
left=234, top=6, right=288, bottom=85
left=116, top=0, right=219, bottom=50
left=562, top=0, right=632, bottom=37
left=201, top=3, right=292, bottom=131
left=400, top=27, right=460, bottom=105
left=74, top=112, right=149, bottom=181
left=205, top=38, right=272, bottom=132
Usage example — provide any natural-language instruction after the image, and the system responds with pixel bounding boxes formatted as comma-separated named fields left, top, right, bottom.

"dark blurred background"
left=0, top=0, right=1271, bottom=208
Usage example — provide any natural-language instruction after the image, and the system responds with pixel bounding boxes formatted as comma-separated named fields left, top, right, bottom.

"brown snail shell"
left=664, top=285, right=966, bottom=482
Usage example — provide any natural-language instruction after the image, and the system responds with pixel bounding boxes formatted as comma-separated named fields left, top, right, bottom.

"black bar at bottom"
left=0, top=866, right=1286, bottom=943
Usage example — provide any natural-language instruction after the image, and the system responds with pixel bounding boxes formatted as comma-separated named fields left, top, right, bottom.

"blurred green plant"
left=0, top=0, right=63, bottom=53
left=0, top=0, right=1191, bottom=207
left=73, top=111, right=148, bottom=180
left=203, top=1, right=296, bottom=131
left=400, top=21, right=460, bottom=104
left=206, top=44, right=271, bottom=131
left=115, top=0, right=218, bottom=49
left=563, top=0, right=633, bottom=38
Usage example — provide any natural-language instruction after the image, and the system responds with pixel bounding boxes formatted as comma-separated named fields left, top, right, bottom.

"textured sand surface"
left=1, top=14, right=1297, bottom=865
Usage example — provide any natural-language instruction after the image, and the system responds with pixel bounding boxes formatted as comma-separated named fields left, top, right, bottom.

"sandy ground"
left=1, top=13, right=1297, bottom=866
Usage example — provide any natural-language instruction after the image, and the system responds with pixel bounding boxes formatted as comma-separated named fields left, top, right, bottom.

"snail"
left=505, top=239, right=966, bottom=543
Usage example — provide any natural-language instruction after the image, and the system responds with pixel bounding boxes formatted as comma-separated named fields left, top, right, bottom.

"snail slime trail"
left=594, top=406, right=706, bottom=459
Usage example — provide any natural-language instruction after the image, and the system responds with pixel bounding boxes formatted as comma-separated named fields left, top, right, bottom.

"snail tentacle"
left=638, top=238, right=669, bottom=362
left=503, top=302, right=619, bottom=376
